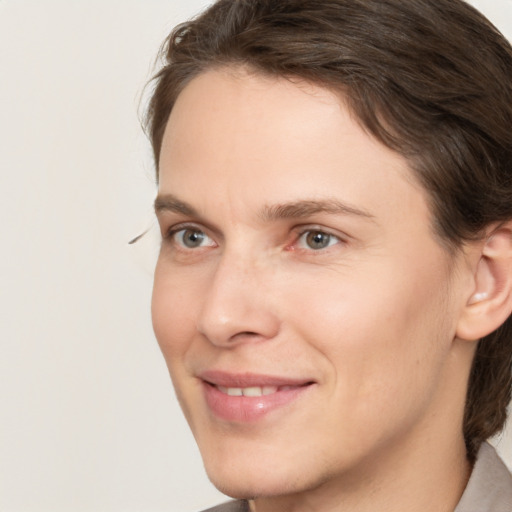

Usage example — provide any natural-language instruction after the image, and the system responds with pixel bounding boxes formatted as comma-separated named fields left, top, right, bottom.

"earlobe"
left=456, top=223, right=512, bottom=341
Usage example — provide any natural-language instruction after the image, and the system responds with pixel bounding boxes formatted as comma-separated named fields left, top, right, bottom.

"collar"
left=455, top=442, right=512, bottom=512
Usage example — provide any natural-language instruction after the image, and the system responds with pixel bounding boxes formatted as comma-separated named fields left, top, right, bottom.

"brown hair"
left=145, top=0, right=512, bottom=461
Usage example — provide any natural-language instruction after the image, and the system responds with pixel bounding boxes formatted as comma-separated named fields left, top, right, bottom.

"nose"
left=197, top=253, right=280, bottom=347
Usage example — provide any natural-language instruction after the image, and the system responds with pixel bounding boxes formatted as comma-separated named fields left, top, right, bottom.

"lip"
left=200, top=370, right=315, bottom=423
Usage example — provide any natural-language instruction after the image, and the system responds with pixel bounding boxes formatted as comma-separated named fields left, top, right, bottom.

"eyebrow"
left=154, top=194, right=375, bottom=223
left=154, top=194, right=198, bottom=216
left=260, top=199, right=375, bottom=222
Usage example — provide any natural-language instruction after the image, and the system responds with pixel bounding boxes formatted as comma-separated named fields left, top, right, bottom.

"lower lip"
left=203, top=382, right=312, bottom=423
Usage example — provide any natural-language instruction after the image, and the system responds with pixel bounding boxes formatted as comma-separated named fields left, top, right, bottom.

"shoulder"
left=201, top=500, right=249, bottom=512
left=455, top=442, right=512, bottom=512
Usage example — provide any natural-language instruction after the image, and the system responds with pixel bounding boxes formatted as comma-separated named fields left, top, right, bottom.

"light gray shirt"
left=203, top=443, right=512, bottom=512
left=455, top=442, right=512, bottom=512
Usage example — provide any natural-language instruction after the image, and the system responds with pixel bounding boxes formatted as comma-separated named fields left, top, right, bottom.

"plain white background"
left=0, top=1, right=511, bottom=511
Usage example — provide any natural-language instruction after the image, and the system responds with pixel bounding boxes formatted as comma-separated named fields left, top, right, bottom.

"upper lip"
left=199, top=370, right=314, bottom=388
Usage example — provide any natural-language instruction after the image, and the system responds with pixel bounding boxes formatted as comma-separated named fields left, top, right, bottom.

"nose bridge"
left=197, top=247, right=279, bottom=346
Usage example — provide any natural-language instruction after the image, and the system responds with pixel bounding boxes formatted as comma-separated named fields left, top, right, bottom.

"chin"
left=207, top=476, right=259, bottom=501
left=206, top=469, right=301, bottom=500
left=203, top=456, right=274, bottom=498
left=202, top=448, right=325, bottom=500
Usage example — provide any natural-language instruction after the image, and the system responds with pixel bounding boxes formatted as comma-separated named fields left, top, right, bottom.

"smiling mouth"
left=200, top=373, right=315, bottom=422
left=200, top=370, right=314, bottom=388
left=215, top=384, right=300, bottom=397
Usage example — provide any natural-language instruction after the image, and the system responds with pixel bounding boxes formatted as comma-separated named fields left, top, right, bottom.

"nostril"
left=228, top=331, right=264, bottom=343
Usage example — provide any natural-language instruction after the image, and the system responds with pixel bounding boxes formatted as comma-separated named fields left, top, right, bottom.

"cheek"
left=283, top=257, right=454, bottom=405
left=151, top=264, right=199, bottom=361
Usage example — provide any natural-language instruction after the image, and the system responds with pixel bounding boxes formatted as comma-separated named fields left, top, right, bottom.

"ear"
left=456, top=222, right=512, bottom=341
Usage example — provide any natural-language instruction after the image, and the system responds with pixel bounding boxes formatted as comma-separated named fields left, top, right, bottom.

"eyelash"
left=163, top=223, right=344, bottom=253
left=292, top=228, right=343, bottom=252
left=165, top=224, right=216, bottom=248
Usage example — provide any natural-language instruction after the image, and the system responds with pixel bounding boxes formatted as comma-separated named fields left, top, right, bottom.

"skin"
left=152, top=68, right=480, bottom=512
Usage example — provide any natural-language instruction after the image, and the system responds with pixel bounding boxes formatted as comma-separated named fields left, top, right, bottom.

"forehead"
left=158, top=67, right=431, bottom=235
left=160, top=67, right=353, bottom=172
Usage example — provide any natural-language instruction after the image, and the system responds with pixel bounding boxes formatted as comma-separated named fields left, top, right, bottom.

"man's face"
left=152, top=68, right=472, bottom=499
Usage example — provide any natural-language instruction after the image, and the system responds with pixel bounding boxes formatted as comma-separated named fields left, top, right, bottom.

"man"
left=146, top=1, right=512, bottom=510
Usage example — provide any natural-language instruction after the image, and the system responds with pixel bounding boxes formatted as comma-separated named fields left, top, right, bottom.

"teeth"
left=217, top=386, right=279, bottom=396
left=242, top=386, right=263, bottom=397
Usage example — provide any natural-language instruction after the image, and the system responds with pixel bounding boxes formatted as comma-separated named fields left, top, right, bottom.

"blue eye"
left=297, top=230, right=340, bottom=250
left=172, top=228, right=215, bottom=249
